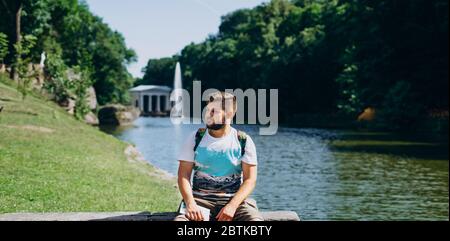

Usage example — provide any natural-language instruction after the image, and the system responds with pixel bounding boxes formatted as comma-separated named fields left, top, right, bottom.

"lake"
left=100, top=117, right=449, bottom=220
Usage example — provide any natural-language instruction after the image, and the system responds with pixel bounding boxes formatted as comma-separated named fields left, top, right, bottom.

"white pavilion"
left=129, top=85, right=172, bottom=116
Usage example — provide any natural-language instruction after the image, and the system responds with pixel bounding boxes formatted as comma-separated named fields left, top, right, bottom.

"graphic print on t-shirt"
left=193, top=145, right=243, bottom=194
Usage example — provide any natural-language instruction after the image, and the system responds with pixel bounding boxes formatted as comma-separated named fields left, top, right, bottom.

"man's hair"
left=207, top=91, right=237, bottom=112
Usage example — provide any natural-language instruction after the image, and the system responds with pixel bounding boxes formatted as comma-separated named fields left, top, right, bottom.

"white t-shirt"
left=178, top=127, right=257, bottom=199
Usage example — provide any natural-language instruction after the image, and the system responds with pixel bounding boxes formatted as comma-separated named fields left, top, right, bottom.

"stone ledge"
left=0, top=211, right=300, bottom=221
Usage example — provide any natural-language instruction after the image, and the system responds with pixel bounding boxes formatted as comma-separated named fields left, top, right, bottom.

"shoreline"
left=123, top=144, right=176, bottom=181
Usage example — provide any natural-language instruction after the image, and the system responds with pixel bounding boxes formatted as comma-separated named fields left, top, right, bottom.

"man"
left=175, top=91, right=263, bottom=221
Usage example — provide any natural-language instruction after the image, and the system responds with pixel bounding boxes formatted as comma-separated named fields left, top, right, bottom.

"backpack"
left=193, top=128, right=247, bottom=156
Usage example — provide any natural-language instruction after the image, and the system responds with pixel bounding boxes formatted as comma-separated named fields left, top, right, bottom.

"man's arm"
left=178, top=160, right=204, bottom=221
left=216, top=162, right=257, bottom=221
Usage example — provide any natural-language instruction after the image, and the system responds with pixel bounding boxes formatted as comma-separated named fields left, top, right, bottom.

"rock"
left=66, top=69, right=81, bottom=82
left=30, top=63, right=44, bottom=90
left=124, top=145, right=147, bottom=164
left=86, top=87, right=97, bottom=110
left=84, top=111, right=99, bottom=125
left=98, top=104, right=140, bottom=126
left=59, top=98, right=76, bottom=115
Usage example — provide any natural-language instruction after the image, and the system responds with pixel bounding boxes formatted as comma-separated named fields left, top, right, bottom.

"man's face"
left=205, top=101, right=226, bottom=130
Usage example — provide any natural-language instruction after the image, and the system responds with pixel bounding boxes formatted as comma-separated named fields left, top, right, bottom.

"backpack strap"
left=194, top=127, right=207, bottom=152
left=237, top=130, right=247, bottom=156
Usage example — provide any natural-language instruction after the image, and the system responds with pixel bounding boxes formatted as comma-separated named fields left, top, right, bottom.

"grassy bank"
left=0, top=76, right=180, bottom=213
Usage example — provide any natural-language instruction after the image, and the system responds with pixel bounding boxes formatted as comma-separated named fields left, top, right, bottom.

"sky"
left=85, top=0, right=270, bottom=78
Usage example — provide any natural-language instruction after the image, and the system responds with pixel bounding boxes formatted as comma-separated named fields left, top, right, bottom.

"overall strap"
left=193, top=128, right=207, bottom=152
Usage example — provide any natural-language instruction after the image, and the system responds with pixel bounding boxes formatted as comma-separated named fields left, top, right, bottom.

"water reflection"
left=100, top=117, right=448, bottom=220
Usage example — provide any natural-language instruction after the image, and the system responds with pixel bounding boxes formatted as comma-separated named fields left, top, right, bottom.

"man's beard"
left=206, top=116, right=226, bottom=130
left=206, top=123, right=225, bottom=130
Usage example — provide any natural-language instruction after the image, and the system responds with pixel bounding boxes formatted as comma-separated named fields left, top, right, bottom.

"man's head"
left=204, top=91, right=237, bottom=130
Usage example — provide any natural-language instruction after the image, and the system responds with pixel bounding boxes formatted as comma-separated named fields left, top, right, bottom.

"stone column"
left=166, top=93, right=171, bottom=111
left=149, top=95, right=153, bottom=113
left=156, top=95, right=161, bottom=112
left=140, top=94, right=144, bottom=111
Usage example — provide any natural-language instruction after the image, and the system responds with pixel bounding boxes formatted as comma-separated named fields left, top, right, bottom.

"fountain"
left=171, top=62, right=183, bottom=118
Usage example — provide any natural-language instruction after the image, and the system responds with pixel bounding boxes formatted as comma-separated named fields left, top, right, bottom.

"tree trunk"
left=10, top=1, right=22, bottom=81
left=16, top=3, right=22, bottom=43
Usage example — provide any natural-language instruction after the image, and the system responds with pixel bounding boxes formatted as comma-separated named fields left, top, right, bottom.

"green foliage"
left=141, top=0, right=448, bottom=130
left=72, top=66, right=92, bottom=120
left=49, top=1, right=136, bottom=105
left=378, top=81, right=424, bottom=130
left=0, top=32, right=8, bottom=63
left=0, top=0, right=136, bottom=106
left=336, top=45, right=360, bottom=113
left=42, top=36, right=71, bottom=103
left=13, top=34, right=38, bottom=100
left=41, top=36, right=91, bottom=120
left=137, top=57, right=179, bottom=87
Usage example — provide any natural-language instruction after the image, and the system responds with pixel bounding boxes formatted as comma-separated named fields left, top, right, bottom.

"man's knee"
left=234, top=210, right=264, bottom=221
left=233, top=199, right=265, bottom=221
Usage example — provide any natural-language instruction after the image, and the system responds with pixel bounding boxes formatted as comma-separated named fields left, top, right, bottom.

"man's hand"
left=216, top=203, right=238, bottom=221
left=185, top=202, right=204, bottom=221
left=178, top=161, right=204, bottom=221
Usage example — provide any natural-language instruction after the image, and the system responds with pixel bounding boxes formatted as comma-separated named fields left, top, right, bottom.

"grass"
left=0, top=75, right=180, bottom=213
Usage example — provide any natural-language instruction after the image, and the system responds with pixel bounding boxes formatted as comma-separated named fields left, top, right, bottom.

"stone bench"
left=0, top=211, right=300, bottom=221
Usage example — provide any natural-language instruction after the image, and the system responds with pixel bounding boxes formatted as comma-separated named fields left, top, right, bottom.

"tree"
left=13, top=34, right=37, bottom=99
left=1, top=0, right=137, bottom=105
left=0, top=0, right=24, bottom=79
left=137, top=57, right=178, bottom=87
left=143, top=0, right=448, bottom=129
